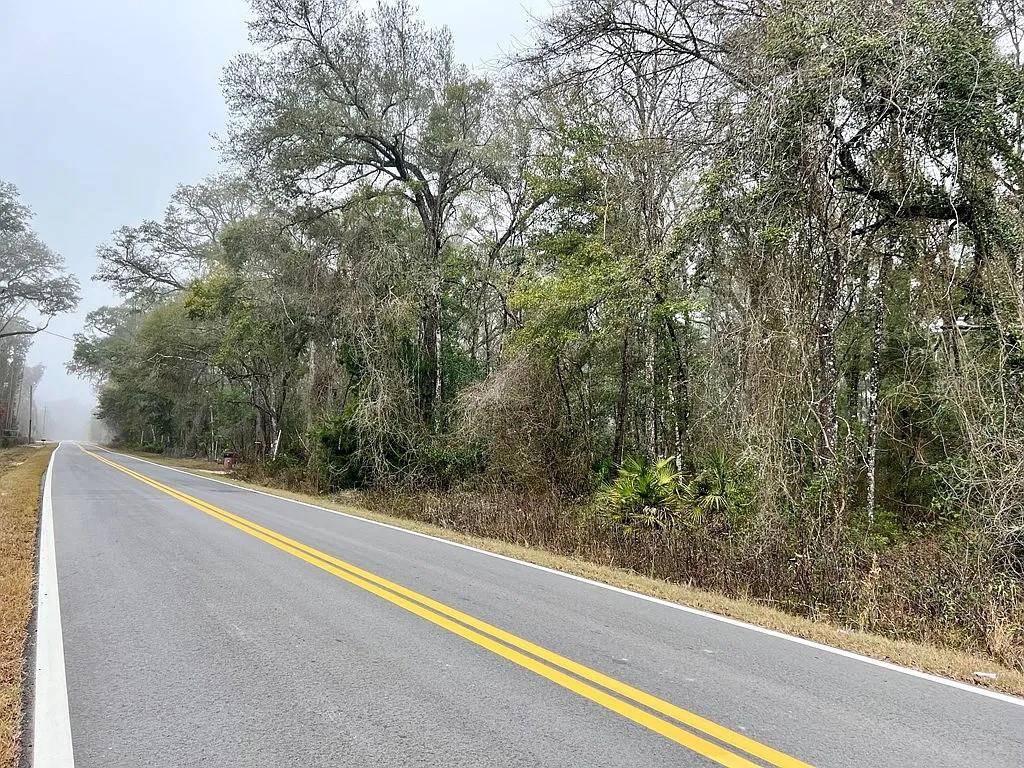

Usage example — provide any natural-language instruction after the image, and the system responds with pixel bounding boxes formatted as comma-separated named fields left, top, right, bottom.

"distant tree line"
left=73, top=0, right=1024, bottom=665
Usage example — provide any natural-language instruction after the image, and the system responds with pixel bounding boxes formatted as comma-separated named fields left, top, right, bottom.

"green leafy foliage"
left=682, top=451, right=752, bottom=524
left=600, top=457, right=690, bottom=532
left=310, top=405, right=365, bottom=490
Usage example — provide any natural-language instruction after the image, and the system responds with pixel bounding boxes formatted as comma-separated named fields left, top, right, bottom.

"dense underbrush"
left=365, top=482, right=1022, bottom=671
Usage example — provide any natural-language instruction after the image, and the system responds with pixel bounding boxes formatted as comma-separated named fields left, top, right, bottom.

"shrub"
left=410, top=434, right=484, bottom=489
left=683, top=450, right=752, bottom=525
left=600, top=456, right=691, bottom=531
left=310, top=406, right=365, bottom=490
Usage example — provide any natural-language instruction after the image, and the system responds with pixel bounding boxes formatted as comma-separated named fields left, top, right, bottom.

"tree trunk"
left=435, top=289, right=443, bottom=422
left=422, top=301, right=439, bottom=426
left=612, top=325, right=631, bottom=464
left=644, top=315, right=657, bottom=455
left=420, top=226, right=445, bottom=430
left=817, top=247, right=845, bottom=463
left=668, top=314, right=690, bottom=463
left=846, top=258, right=871, bottom=424
left=865, top=250, right=892, bottom=525
left=655, top=290, right=690, bottom=465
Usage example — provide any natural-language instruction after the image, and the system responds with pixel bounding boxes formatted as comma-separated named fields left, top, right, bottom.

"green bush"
left=412, top=434, right=484, bottom=489
left=600, top=456, right=689, bottom=531
left=310, top=406, right=365, bottom=490
left=683, top=450, right=752, bottom=523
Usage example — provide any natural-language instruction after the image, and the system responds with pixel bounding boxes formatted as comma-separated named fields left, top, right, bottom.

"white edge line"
left=34, top=441, right=75, bottom=766
left=93, top=443, right=1024, bottom=708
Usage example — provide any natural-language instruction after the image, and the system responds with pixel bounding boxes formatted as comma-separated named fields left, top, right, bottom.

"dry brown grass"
left=129, top=449, right=1024, bottom=698
left=0, top=443, right=55, bottom=768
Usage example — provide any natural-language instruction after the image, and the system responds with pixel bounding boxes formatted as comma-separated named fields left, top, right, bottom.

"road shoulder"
left=0, top=443, right=57, bottom=768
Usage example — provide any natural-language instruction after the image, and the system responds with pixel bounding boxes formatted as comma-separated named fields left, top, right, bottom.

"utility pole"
left=27, top=384, right=34, bottom=443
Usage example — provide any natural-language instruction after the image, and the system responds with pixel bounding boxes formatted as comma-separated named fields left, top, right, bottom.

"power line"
left=40, top=329, right=76, bottom=342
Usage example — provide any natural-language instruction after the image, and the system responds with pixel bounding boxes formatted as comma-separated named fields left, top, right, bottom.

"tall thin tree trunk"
left=655, top=292, right=690, bottom=464
left=435, top=289, right=443, bottom=421
left=420, top=226, right=444, bottom=430
left=307, top=337, right=320, bottom=434
left=847, top=258, right=871, bottom=424
left=612, top=325, right=631, bottom=464
left=422, top=307, right=438, bottom=423
left=817, top=247, right=845, bottom=462
left=865, top=250, right=892, bottom=525
left=644, top=314, right=656, bottom=455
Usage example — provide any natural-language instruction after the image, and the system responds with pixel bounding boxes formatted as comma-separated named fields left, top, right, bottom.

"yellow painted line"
left=82, top=446, right=812, bottom=768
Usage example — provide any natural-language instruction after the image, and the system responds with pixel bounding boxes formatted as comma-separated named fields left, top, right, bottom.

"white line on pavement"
left=33, top=441, right=75, bottom=767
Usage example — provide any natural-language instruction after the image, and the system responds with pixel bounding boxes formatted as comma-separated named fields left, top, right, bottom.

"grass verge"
left=0, top=443, right=55, bottom=768
left=126, top=449, right=1024, bottom=698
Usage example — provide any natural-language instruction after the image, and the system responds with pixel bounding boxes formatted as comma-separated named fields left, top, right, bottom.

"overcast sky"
left=0, top=0, right=546, bottom=431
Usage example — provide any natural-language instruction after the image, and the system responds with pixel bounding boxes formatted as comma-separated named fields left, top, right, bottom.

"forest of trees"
left=0, top=182, right=78, bottom=442
left=73, top=0, right=1024, bottom=666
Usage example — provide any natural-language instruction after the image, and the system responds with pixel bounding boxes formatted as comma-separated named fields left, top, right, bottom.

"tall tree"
left=224, top=0, right=493, bottom=426
left=0, top=182, right=78, bottom=339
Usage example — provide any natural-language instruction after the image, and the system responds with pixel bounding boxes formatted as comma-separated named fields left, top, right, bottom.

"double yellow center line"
left=82, top=447, right=811, bottom=768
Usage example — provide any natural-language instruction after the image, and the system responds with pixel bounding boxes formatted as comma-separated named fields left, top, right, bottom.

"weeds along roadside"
left=0, top=444, right=56, bottom=768
left=217, top=448, right=1023, bottom=682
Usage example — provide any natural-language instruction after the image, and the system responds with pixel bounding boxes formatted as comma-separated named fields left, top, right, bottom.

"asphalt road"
left=34, top=442, right=1024, bottom=767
